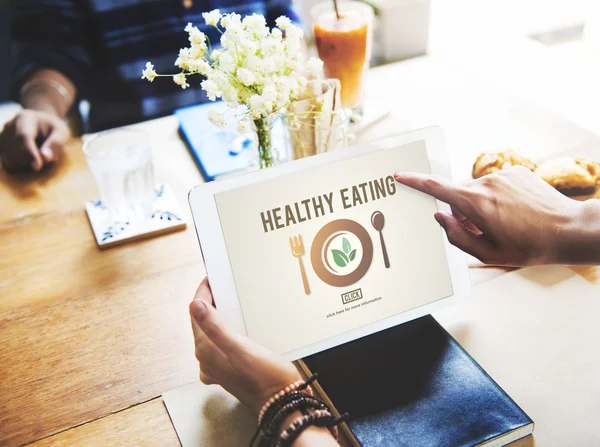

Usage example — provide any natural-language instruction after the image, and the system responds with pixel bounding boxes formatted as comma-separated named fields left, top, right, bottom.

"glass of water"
left=83, top=128, right=155, bottom=222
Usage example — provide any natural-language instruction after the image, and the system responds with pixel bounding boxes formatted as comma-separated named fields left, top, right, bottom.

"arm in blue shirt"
left=9, top=0, right=91, bottom=100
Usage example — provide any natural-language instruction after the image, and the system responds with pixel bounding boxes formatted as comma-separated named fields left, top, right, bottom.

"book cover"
left=299, top=315, right=533, bottom=447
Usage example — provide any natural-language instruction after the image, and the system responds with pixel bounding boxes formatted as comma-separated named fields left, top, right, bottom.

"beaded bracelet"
left=260, top=392, right=306, bottom=429
left=258, top=377, right=315, bottom=424
left=253, top=392, right=310, bottom=447
left=277, top=409, right=338, bottom=447
left=261, top=396, right=328, bottom=440
left=251, top=375, right=320, bottom=447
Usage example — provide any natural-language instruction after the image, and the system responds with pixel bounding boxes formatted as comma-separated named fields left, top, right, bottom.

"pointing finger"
left=394, top=172, right=473, bottom=209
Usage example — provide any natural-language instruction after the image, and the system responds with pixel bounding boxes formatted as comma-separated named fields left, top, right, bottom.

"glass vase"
left=249, top=117, right=291, bottom=170
left=254, top=117, right=275, bottom=169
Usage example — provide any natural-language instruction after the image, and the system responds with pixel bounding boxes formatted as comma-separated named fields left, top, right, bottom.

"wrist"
left=552, top=199, right=600, bottom=265
left=278, top=410, right=335, bottom=446
left=20, top=70, right=76, bottom=118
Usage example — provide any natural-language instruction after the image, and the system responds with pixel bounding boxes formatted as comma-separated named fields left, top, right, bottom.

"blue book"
left=175, top=102, right=289, bottom=181
left=300, top=315, right=534, bottom=446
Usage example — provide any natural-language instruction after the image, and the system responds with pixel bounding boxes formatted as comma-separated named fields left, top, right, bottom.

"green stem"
left=254, top=118, right=273, bottom=169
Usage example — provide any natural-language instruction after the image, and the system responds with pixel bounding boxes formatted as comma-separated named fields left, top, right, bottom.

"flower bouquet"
left=142, top=10, right=324, bottom=169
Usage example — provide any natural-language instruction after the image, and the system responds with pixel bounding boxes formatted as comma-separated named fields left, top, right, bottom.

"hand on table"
left=394, top=167, right=585, bottom=267
left=0, top=109, right=70, bottom=172
left=190, top=278, right=302, bottom=413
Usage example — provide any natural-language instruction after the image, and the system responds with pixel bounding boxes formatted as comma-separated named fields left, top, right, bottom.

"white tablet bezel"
left=189, top=126, right=471, bottom=360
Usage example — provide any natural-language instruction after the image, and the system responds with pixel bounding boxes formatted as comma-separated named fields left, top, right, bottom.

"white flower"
left=218, top=53, right=236, bottom=73
left=262, top=37, right=284, bottom=56
left=189, top=44, right=203, bottom=58
left=307, top=57, right=324, bottom=77
left=185, top=59, right=212, bottom=75
left=201, top=79, right=221, bottom=101
left=237, top=119, right=250, bottom=133
left=208, top=109, right=228, bottom=128
left=244, top=55, right=261, bottom=71
left=141, top=62, right=157, bottom=82
left=271, top=28, right=283, bottom=41
left=143, top=12, right=316, bottom=127
left=243, top=14, right=268, bottom=38
left=249, top=94, right=272, bottom=117
left=185, top=23, right=206, bottom=47
left=243, top=14, right=266, bottom=29
left=203, top=9, right=222, bottom=27
left=275, top=16, right=292, bottom=30
left=221, top=85, right=239, bottom=106
left=262, top=84, right=277, bottom=102
left=174, top=48, right=191, bottom=69
left=238, top=37, right=258, bottom=54
left=173, top=73, right=190, bottom=89
left=285, top=24, right=304, bottom=40
left=236, top=67, right=256, bottom=86
left=221, top=13, right=242, bottom=30
left=197, top=59, right=213, bottom=75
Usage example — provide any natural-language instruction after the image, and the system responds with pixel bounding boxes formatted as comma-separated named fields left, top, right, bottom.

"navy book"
left=300, top=315, right=533, bottom=447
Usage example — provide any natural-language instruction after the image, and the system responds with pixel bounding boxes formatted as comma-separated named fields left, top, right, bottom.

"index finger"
left=394, top=172, right=472, bottom=209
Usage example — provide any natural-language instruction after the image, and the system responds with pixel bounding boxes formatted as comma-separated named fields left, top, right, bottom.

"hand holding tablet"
left=189, top=128, right=471, bottom=360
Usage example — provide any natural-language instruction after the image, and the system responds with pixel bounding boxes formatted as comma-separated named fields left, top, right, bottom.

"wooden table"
left=1, top=56, right=599, bottom=446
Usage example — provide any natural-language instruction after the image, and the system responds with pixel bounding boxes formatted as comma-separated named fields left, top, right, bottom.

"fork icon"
left=289, top=234, right=310, bottom=295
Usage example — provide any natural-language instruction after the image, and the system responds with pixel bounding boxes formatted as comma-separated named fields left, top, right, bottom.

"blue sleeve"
left=9, top=0, right=92, bottom=100
left=265, top=0, right=302, bottom=27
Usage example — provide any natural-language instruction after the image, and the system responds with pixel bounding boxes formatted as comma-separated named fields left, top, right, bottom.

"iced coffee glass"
left=311, top=1, right=374, bottom=120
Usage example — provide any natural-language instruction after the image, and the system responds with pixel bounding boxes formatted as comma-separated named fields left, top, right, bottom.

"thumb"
left=190, top=297, right=243, bottom=355
left=40, top=127, right=67, bottom=162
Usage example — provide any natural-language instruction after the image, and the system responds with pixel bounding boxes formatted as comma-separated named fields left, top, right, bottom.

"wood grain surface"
left=29, top=399, right=180, bottom=447
left=0, top=117, right=206, bottom=446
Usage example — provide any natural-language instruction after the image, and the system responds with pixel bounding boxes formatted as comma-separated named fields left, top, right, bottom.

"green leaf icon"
left=332, top=249, right=348, bottom=267
left=349, top=249, right=356, bottom=261
left=342, top=237, right=351, bottom=254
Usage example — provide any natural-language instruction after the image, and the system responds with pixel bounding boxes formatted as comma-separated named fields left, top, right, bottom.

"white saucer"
left=85, top=183, right=186, bottom=249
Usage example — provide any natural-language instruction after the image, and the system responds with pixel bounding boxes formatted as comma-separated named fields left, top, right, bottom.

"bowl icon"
left=311, top=219, right=373, bottom=287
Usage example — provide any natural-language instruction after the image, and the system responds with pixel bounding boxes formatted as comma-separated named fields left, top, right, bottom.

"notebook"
left=299, top=314, right=534, bottom=447
left=175, top=102, right=289, bottom=181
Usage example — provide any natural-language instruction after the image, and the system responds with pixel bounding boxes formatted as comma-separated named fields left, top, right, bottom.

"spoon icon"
left=371, top=211, right=390, bottom=269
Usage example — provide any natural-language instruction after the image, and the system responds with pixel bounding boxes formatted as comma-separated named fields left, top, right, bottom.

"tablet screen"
left=214, top=140, right=453, bottom=355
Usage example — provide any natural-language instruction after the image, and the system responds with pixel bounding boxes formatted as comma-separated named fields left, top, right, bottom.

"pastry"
left=534, top=157, right=598, bottom=193
left=472, top=150, right=536, bottom=179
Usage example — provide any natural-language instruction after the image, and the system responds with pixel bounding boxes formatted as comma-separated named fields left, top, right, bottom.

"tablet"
left=189, top=127, right=471, bottom=360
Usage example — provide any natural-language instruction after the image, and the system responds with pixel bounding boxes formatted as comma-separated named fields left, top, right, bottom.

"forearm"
left=20, top=69, right=76, bottom=118
left=554, top=200, right=600, bottom=265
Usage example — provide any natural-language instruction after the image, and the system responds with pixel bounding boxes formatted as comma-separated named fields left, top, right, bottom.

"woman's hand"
left=0, top=109, right=70, bottom=172
left=394, top=166, right=592, bottom=267
left=190, top=278, right=302, bottom=413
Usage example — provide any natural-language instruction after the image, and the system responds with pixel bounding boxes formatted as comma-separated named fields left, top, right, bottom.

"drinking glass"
left=311, top=0, right=374, bottom=121
left=83, top=128, right=155, bottom=222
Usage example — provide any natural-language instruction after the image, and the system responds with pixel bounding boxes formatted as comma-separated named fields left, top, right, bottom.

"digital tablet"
left=189, top=127, right=471, bottom=360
